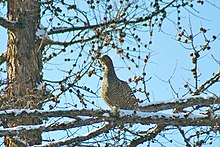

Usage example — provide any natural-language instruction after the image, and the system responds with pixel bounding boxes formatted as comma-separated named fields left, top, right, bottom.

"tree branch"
left=139, top=95, right=220, bottom=112
left=47, top=0, right=175, bottom=35
left=0, top=95, right=220, bottom=119
left=0, top=117, right=105, bottom=137
left=1, top=109, right=220, bottom=138
left=34, top=123, right=116, bottom=147
left=119, top=110, right=219, bottom=126
left=47, top=34, right=99, bottom=46
left=128, top=125, right=166, bottom=147
left=194, top=70, right=220, bottom=95
left=0, top=109, right=109, bottom=120
left=0, top=51, right=7, bottom=65
left=0, top=17, right=17, bottom=30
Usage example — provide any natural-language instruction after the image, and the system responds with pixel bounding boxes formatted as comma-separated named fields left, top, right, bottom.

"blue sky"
left=0, top=0, right=220, bottom=146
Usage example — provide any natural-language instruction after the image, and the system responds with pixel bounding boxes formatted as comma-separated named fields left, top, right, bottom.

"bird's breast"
left=101, top=75, right=115, bottom=98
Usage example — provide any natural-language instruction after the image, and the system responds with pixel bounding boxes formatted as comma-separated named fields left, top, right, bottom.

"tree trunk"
left=3, top=0, right=43, bottom=146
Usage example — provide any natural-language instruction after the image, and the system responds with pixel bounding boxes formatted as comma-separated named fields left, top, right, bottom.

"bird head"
left=99, top=55, right=113, bottom=68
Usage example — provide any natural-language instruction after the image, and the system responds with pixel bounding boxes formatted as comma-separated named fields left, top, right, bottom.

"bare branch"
left=177, top=126, right=191, bottom=146
left=0, top=51, right=6, bottom=65
left=128, top=125, right=166, bottom=147
left=47, top=34, right=99, bottom=46
left=194, top=70, right=220, bottom=95
left=47, top=0, right=176, bottom=35
left=35, top=123, right=116, bottom=147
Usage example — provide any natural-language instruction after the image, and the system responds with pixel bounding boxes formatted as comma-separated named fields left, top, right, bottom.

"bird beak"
left=98, top=58, right=103, bottom=67
left=97, top=56, right=103, bottom=63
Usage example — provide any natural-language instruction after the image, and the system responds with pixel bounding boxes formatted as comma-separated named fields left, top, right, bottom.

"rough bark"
left=2, top=0, right=43, bottom=146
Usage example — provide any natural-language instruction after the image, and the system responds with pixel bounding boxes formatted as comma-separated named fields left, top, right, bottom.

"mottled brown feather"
left=100, top=55, right=139, bottom=110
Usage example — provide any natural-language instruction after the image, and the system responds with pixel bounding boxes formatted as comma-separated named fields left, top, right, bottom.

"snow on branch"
left=36, top=23, right=50, bottom=39
left=139, top=94, right=220, bottom=112
left=0, top=17, right=17, bottom=30
left=0, top=94, right=220, bottom=142
left=0, top=107, right=219, bottom=146
left=0, top=95, right=219, bottom=120
left=119, top=110, right=219, bottom=126
left=0, top=117, right=104, bottom=137
left=1, top=109, right=220, bottom=137
left=0, top=108, right=109, bottom=120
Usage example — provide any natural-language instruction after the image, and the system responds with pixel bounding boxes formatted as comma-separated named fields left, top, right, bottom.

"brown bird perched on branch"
left=99, top=55, right=140, bottom=111
left=99, top=55, right=165, bottom=133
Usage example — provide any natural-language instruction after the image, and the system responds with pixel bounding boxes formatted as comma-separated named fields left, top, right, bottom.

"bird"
left=99, top=55, right=166, bottom=133
left=99, top=55, right=140, bottom=111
